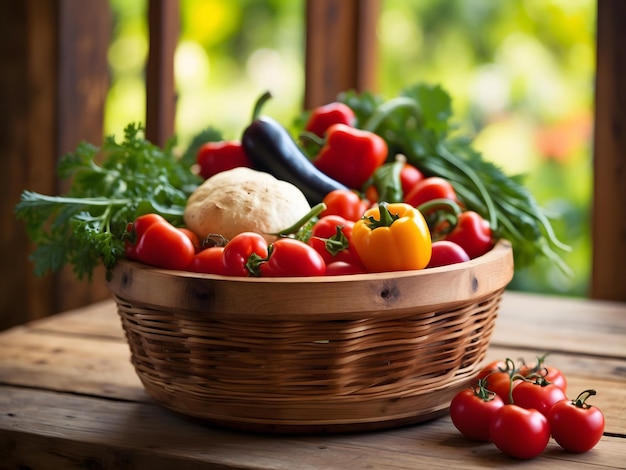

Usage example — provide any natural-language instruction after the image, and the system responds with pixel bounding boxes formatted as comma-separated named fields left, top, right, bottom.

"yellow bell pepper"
left=352, top=202, right=432, bottom=272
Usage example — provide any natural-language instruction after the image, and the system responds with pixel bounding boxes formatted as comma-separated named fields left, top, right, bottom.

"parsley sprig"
left=339, top=83, right=571, bottom=273
left=15, top=123, right=201, bottom=279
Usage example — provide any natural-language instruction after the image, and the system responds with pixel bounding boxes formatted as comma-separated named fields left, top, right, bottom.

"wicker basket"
left=107, top=240, right=514, bottom=433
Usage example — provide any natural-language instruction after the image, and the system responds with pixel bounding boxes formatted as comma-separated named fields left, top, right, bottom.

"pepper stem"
left=363, top=201, right=400, bottom=229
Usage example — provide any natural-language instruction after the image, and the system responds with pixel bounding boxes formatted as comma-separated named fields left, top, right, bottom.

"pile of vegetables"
left=15, top=83, right=569, bottom=279
left=450, top=353, right=605, bottom=459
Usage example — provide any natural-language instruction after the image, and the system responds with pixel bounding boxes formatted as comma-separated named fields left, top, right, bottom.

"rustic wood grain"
left=304, top=0, right=380, bottom=108
left=0, top=0, right=112, bottom=333
left=145, top=0, right=179, bottom=146
left=592, top=0, right=626, bottom=301
left=0, top=291, right=624, bottom=468
left=0, top=1, right=57, bottom=331
left=0, top=386, right=624, bottom=470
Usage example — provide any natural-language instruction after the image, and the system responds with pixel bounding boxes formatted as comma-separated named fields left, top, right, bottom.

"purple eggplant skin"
left=241, top=115, right=348, bottom=205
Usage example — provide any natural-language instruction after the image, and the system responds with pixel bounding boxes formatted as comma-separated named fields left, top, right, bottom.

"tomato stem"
left=474, top=378, right=498, bottom=402
left=573, top=389, right=597, bottom=409
left=270, top=202, right=327, bottom=237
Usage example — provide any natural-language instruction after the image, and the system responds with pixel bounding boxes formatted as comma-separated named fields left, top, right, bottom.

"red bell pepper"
left=446, top=210, right=494, bottom=259
left=305, top=102, right=356, bottom=137
left=196, top=140, right=253, bottom=179
left=313, top=123, right=388, bottom=190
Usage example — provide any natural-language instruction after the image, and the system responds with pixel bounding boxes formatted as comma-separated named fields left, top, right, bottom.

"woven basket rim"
left=107, top=240, right=514, bottom=320
left=113, top=239, right=512, bottom=282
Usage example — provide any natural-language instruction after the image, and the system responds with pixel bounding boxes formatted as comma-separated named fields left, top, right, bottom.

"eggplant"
left=241, top=115, right=348, bottom=205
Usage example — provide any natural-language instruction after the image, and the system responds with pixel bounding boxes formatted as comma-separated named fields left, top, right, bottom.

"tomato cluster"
left=125, top=216, right=330, bottom=277
left=449, top=354, right=605, bottom=459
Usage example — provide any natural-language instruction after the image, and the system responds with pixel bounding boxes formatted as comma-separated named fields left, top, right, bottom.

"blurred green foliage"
left=105, top=0, right=595, bottom=297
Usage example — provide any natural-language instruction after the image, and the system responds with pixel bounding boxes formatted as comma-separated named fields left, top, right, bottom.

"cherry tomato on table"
left=548, top=389, right=605, bottom=453
left=449, top=379, right=505, bottom=441
left=475, top=359, right=519, bottom=403
left=511, top=378, right=567, bottom=416
left=489, top=404, right=550, bottom=459
left=519, top=354, right=568, bottom=392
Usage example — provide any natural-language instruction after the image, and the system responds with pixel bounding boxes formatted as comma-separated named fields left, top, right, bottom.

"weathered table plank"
left=1, top=386, right=625, bottom=470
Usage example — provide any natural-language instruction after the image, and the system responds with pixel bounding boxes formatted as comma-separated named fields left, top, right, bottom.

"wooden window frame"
left=1, top=0, right=624, bottom=331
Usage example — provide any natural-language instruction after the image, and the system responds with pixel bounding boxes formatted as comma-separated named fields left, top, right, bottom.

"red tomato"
left=403, top=176, right=457, bottom=208
left=512, top=379, right=567, bottom=416
left=426, top=240, right=470, bottom=268
left=400, top=163, right=424, bottom=197
left=196, top=141, right=252, bottom=179
left=476, top=360, right=519, bottom=403
left=132, top=220, right=196, bottom=270
left=187, top=246, right=227, bottom=275
left=124, top=213, right=167, bottom=258
left=548, top=390, right=605, bottom=453
left=321, top=189, right=369, bottom=222
left=489, top=404, right=550, bottom=459
left=177, top=227, right=201, bottom=252
left=450, top=385, right=505, bottom=441
left=519, top=355, right=568, bottom=392
left=325, top=261, right=368, bottom=276
left=260, top=238, right=326, bottom=277
left=308, top=215, right=362, bottom=266
left=221, top=232, right=269, bottom=277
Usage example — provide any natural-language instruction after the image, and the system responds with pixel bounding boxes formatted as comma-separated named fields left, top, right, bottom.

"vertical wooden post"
left=0, top=0, right=57, bottom=328
left=591, top=0, right=626, bottom=301
left=55, top=0, right=113, bottom=313
left=0, top=0, right=112, bottom=330
left=304, top=0, right=380, bottom=109
left=145, top=0, right=179, bottom=146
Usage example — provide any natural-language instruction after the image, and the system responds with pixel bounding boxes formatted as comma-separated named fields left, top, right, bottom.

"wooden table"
left=1, top=291, right=625, bottom=469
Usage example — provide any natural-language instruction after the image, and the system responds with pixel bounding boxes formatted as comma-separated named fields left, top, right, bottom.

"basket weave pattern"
left=109, top=241, right=513, bottom=432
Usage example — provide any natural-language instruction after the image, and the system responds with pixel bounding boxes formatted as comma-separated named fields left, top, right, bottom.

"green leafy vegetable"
left=14, top=123, right=201, bottom=279
left=338, top=83, right=571, bottom=273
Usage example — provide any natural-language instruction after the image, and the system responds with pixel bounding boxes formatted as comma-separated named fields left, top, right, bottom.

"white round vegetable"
left=184, top=167, right=312, bottom=244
